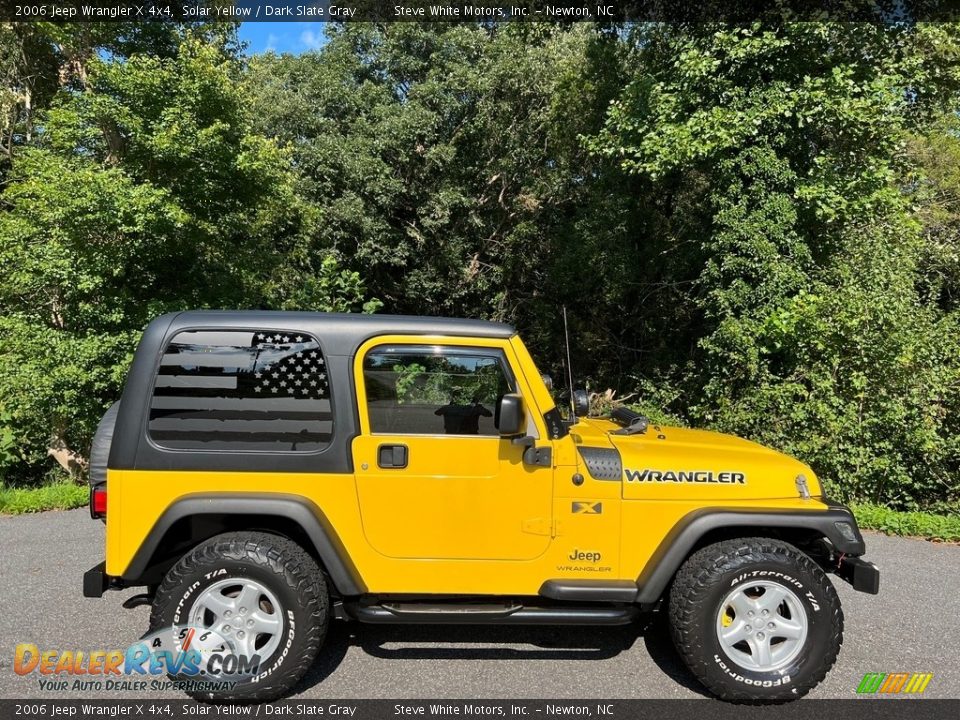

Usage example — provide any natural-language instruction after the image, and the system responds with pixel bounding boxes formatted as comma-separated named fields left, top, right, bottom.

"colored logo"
left=856, top=672, right=933, bottom=695
left=13, top=626, right=262, bottom=692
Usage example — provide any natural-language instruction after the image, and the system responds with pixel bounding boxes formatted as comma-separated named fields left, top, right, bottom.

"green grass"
left=0, top=481, right=88, bottom=515
left=852, top=503, right=960, bottom=542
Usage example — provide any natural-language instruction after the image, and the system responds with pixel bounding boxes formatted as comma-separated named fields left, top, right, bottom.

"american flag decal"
left=249, top=332, right=329, bottom=399
left=149, top=330, right=332, bottom=451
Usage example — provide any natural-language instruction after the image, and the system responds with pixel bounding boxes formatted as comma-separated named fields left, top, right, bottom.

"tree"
left=4, top=18, right=960, bottom=513
left=588, top=23, right=960, bottom=508
left=246, top=23, right=645, bottom=382
left=0, top=28, right=377, bottom=483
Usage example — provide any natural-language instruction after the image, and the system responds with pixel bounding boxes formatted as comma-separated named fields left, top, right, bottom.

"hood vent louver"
left=577, top=447, right=623, bottom=481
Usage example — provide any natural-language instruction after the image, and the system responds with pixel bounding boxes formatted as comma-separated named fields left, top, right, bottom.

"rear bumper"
left=83, top=561, right=110, bottom=598
left=837, top=554, right=880, bottom=594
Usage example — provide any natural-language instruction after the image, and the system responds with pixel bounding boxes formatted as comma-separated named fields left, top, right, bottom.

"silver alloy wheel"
left=715, top=580, right=808, bottom=672
left=189, top=578, right=284, bottom=662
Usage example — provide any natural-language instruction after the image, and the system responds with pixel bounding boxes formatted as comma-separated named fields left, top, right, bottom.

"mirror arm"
left=511, top=435, right=534, bottom=448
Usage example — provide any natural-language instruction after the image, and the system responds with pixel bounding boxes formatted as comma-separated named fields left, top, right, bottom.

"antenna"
left=562, top=306, right=576, bottom=417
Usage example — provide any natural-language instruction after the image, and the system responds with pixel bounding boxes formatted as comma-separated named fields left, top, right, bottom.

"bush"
left=852, top=503, right=960, bottom=543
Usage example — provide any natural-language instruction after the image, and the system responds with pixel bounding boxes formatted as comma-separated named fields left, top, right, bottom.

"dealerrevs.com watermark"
left=13, top=626, right=256, bottom=693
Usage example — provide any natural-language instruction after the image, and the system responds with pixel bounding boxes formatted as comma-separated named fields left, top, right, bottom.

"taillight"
left=90, top=486, right=107, bottom=519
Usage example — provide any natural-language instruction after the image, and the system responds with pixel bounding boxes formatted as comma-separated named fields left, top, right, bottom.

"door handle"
left=377, top=444, right=408, bottom=469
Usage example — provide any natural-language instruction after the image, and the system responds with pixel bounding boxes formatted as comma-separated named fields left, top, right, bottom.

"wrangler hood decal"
left=624, top=469, right=746, bottom=484
left=572, top=419, right=820, bottom=501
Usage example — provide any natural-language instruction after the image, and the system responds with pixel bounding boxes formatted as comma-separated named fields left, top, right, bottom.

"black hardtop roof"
left=152, top=310, right=515, bottom=351
left=111, top=311, right=518, bottom=477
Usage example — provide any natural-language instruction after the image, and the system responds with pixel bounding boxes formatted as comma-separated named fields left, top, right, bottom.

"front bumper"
left=837, top=554, right=880, bottom=594
left=821, top=500, right=880, bottom=594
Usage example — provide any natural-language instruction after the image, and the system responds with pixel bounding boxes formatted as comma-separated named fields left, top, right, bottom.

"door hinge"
left=522, top=517, right=560, bottom=537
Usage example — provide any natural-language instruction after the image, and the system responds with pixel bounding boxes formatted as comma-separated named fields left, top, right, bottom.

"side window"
left=149, top=329, right=332, bottom=452
left=363, top=347, right=514, bottom=436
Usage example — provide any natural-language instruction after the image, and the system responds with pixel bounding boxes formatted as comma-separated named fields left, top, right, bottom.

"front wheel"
left=668, top=538, right=843, bottom=702
left=149, top=531, right=328, bottom=701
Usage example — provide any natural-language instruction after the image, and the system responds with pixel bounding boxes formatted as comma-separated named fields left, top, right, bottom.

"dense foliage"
left=1, top=21, right=959, bottom=512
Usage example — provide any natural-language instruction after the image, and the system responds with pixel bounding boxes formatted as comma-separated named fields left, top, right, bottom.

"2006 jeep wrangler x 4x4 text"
left=85, top=311, right=879, bottom=702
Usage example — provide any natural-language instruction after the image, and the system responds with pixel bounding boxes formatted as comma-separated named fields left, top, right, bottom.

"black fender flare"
left=121, top=492, right=366, bottom=596
left=634, top=505, right=866, bottom=605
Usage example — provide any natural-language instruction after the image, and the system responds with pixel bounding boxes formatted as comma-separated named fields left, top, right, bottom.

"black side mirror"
left=496, top=394, right=524, bottom=436
left=572, top=389, right=590, bottom=417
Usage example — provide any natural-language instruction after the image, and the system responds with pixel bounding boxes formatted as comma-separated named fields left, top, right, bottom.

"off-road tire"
left=150, top=531, right=328, bottom=702
left=668, top=538, right=843, bottom=703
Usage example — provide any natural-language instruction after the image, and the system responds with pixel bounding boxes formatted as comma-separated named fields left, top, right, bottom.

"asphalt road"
left=0, top=508, right=957, bottom=700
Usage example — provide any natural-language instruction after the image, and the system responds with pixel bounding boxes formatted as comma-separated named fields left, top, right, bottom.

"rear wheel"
left=150, top=531, right=328, bottom=701
left=668, top=538, right=842, bottom=702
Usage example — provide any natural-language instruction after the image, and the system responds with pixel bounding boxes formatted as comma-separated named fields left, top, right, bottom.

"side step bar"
left=345, top=602, right=638, bottom=626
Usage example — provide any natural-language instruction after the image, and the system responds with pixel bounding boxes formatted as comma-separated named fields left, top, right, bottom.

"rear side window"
left=149, top=330, right=332, bottom=452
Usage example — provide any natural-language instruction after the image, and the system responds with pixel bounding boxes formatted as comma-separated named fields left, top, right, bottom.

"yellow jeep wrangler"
left=84, top=311, right=878, bottom=702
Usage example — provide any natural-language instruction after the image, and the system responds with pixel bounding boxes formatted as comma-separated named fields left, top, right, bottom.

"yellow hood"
left=571, top=419, right=820, bottom=501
